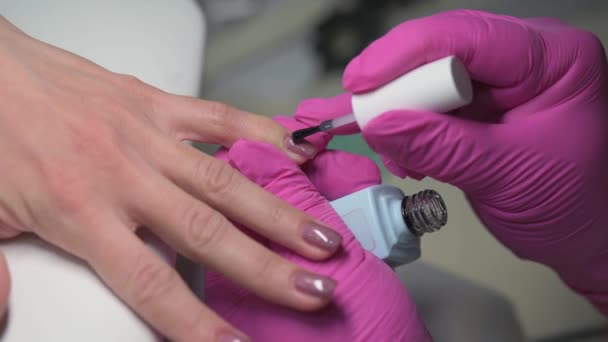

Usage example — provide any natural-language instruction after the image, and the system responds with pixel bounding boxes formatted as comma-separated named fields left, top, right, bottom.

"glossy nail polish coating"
left=301, top=222, right=342, bottom=253
left=293, top=270, right=336, bottom=299
left=283, top=135, right=317, bottom=158
left=217, top=332, right=251, bottom=342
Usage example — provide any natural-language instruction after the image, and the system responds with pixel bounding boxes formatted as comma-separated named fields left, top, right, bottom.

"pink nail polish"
left=217, top=332, right=250, bottom=342
left=301, top=222, right=342, bottom=253
left=283, top=135, right=317, bottom=158
left=293, top=270, right=336, bottom=299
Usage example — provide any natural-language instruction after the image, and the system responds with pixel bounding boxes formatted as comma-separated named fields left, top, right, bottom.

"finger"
left=274, top=116, right=329, bottom=157
left=84, top=222, right=247, bottom=342
left=215, top=143, right=332, bottom=247
left=303, top=150, right=381, bottom=201
left=210, top=116, right=321, bottom=166
left=0, top=226, right=19, bottom=239
left=131, top=175, right=336, bottom=311
left=342, top=10, right=543, bottom=108
left=362, top=109, right=496, bottom=194
left=227, top=140, right=366, bottom=265
left=376, top=154, right=428, bottom=181
left=150, top=137, right=341, bottom=260
left=379, top=153, right=408, bottom=178
left=292, top=97, right=427, bottom=181
left=293, top=92, right=360, bottom=135
left=0, top=252, right=10, bottom=319
left=156, top=95, right=316, bottom=162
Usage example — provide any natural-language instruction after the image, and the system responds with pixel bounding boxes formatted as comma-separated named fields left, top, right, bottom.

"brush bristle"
left=291, top=126, right=321, bottom=142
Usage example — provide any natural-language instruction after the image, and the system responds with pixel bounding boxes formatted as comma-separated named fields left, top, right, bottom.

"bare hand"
left=0, top=17, right=340, bottom=341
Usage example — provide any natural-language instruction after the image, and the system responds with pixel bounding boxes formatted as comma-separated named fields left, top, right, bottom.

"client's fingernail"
left=301, top=222, right=342, bottom=252
left=283, top=135, right=317, bottom=158
left=293, top=270, right=336, bottom=299
left=217, top=332, right=250, bottom=342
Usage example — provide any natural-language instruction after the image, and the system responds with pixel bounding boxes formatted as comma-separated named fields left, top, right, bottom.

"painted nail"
left=283, top=135, right=317, bottom=159
left=293, top=270, right=336, bottom=299
left=217, top=332, right=251, bottom=342
left=301, top=222, right=342, bottom=253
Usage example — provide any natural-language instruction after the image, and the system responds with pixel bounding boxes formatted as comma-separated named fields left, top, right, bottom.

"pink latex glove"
left=296, top=10, right=608, bottom=316
left=204, top=116, right=430, bottom=341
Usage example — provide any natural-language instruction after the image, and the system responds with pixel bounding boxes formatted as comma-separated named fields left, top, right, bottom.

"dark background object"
left=313, top=0, right=417, bottom=73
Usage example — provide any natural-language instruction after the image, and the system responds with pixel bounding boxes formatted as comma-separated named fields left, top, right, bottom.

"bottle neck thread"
left=401, top=190, right=448, bottom=236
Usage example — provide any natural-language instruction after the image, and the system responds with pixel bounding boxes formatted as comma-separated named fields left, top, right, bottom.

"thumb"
left=362, top=109, right=496, bottom=193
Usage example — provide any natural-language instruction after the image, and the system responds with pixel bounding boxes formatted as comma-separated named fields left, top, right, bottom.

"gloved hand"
left=205, top=116, right=430, bottom=341
left=295, top=10, right=608, bottom=316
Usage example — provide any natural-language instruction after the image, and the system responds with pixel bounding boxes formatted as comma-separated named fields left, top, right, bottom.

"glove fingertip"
left=381, top=156, right=427, bottom=181
left=380, top=155, right=408, bottom=179
left=214, top=147, right=229, bottom=162
left=406, top=169, right=427, bottom=181
left=343, top=56, right=386, bottom=94
left=294, top=93, right=353, bottom=125
left=342, top=57, right=362, bottom=91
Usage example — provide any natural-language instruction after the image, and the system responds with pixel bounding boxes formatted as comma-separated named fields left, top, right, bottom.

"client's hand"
left=205, top=116, right=430, bottom=341
left=0, top=15, right=337, bottom=339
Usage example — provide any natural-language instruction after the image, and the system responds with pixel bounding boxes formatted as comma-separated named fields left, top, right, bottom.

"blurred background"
left=198, top=0, right=608, bottom=341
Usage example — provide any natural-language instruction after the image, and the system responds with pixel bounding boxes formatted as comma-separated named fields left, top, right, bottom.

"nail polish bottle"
left=330, top=185, right=447, bottom=267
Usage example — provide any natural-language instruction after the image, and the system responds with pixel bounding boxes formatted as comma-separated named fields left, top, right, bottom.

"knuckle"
left=252, top=254, right=278, bottom=284
left=183, top=205, right=227, bottom=255
left=103, top=97, right=136, bottom=120
left=266, top=203, right=287, bottom=227
left=206, top=101, right=238, bottom=126
left=49, top=187, right=89, bottom=218
left=65, top=120, right=130, bottom=170
left=196, top=158, right=238, bottom=197
left=577, top=30, right=604, bottom=58
left=43, top=164, right=91, bottom=215
left=87, top=139, right=142, bottom=189
left=565, top=30, right=606, bottom=85
left=181, top=308, right=208, bottom=339
left=110, top=73, right=164, bottom=124
left=128, top=257, right=178, bottom=307
left=114, top=73, right=146, bottom=89
left=204, top=101, right=240, bottom=142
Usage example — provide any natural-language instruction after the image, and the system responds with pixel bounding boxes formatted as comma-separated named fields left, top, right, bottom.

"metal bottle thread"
left=401, top=190, right=448, bottom=236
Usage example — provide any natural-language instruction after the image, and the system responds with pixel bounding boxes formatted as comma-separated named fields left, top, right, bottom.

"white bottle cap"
left=351, top=55, right=473, bottom=129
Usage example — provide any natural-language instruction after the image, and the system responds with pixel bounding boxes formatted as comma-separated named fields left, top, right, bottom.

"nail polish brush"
left=291, top=55, right=474, bottom=142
